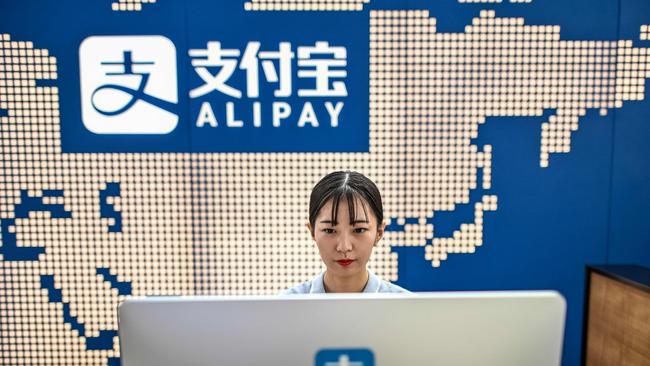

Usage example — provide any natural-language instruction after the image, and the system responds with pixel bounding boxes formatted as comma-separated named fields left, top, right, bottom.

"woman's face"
left=308, top=197, right=385, bottom=279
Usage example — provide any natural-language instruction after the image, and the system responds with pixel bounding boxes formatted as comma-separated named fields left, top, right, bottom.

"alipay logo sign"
left=315, top=348, right=375, bottom=366
left=66, top=10, right=369, bottom=153
left=79, top=36, right=179, bottom=134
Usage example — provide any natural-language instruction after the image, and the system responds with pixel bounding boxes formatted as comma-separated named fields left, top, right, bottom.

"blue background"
left=1, top=1, right=649, bottom=366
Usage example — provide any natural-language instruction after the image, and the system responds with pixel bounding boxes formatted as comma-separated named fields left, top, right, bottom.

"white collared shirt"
left=283, top=269, right=409, bottom=294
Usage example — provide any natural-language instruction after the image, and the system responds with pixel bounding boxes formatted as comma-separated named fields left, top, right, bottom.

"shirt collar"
left=363, top=269, right=381, bottom=293
left=310, top=269, right=381, bottom=293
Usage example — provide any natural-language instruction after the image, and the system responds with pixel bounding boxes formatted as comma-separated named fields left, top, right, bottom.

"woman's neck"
left=323, top=270, right=369, bottom=293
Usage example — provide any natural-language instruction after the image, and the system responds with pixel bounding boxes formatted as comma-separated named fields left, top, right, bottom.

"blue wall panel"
left=1, top=1, right=649, bottom=365
left=608, top=0, right=650, bottom=268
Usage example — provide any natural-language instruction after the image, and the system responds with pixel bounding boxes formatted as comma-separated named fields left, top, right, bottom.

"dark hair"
left=309, top=171, right=384, bottom=228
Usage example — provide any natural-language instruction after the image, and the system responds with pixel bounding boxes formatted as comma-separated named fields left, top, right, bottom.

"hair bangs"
left=326, top=186, right=369, bottom=226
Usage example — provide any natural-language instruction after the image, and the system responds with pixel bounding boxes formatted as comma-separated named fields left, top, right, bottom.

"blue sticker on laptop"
left=315, top=348, right=374, bottom=366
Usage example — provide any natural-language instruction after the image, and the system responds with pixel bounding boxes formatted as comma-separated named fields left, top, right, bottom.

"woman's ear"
left=375, top=221, right=386, bottom=246
left=306, top=222, right=315, bottom=240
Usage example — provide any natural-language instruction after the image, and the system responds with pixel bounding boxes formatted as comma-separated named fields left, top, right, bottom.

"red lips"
left=336, top=259, right=355, bottom=267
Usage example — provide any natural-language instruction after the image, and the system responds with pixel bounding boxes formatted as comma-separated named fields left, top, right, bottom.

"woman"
left=285, top=171, right=409, bottom=293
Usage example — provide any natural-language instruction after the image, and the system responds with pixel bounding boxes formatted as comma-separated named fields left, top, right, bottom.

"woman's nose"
left=336, top=232, right=353, bottom=253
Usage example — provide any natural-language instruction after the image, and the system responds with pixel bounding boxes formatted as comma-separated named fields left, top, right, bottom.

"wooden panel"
left=586, top=272, right=650, bottom=366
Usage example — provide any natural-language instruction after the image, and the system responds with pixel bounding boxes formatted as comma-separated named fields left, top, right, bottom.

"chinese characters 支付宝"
left=189, top=41, right=347, bottom=128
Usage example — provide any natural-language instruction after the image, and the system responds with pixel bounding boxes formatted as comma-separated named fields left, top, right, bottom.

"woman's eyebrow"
left=319, top=219, right=369, bottom=224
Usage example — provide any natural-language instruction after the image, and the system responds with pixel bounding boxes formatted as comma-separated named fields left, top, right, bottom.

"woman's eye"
left=323, top=228, right=335, bottom=234
left=354, top=228, right=368, bottom=234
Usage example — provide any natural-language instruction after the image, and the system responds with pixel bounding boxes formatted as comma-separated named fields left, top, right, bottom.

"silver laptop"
left=118, top=291, right=566, bottom=366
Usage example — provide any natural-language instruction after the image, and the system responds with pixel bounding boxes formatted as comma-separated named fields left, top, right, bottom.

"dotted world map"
left=1, top=1, right=649, bottom=365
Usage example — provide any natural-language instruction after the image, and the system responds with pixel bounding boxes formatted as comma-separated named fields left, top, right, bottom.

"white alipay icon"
left=79, top=35, right=178, bottom=134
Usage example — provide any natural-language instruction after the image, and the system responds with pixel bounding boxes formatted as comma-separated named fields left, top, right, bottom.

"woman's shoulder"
left=378, top=280, right=411, bottom=293
left=367, top=269, right=411, bottom=293
left=281, top=272, right=326, bottom=295
left=282, top=281, right=312, bottom=295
